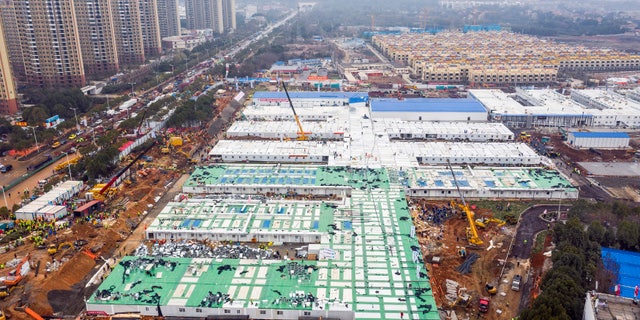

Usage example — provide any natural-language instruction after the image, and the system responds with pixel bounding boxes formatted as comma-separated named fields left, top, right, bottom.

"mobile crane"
left=282, top=81, right=309, bottom=141
left=447, top=161, right=483, bottom=246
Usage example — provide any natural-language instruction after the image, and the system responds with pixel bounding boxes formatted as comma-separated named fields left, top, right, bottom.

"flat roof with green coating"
left=184, top=164, right=390, bottom=190
left=88, top=184, right=439, bottom=319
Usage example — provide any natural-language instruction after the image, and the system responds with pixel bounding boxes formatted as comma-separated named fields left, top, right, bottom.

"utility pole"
left=30, top=126, right=40, bottom=153
left=71, top=107, right=80, bottom=132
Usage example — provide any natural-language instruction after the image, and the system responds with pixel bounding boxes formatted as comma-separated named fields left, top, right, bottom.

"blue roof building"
left=568, top=131, right=630, bottom=149
left=370, top=98, right=488, bottom=122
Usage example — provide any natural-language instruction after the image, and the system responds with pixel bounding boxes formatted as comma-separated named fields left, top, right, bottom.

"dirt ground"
left=411, top=199, right=523, bottom=320
left=0, top=133, right=211, bottom=319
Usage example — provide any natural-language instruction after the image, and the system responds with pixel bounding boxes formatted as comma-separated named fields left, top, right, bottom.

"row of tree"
left=521, top=217, right=601, bottom=319
left=521, top=200, right=640, bottom=318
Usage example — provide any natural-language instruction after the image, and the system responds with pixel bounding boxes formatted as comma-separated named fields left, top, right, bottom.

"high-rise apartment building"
left=139, top=0, right=162, bottom=56
left=220, top=0, right=236, bottom=33
left=185, top=0, right=236, bottom=33
left=74, top=0, right=120, bottom=79
left=13, top=0, right=86, bottom=87
left=112, top=0, right=145, bottom=65
left=0, top=16, right=18, bottom=114
left=0, top=0, right=24, bottom=81
left=156, top=0, right=180, bottom=38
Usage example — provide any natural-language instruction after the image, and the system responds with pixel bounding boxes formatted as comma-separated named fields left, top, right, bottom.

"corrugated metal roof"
left=253, top=91, right=369, bottom=99
left=371, top=98, right=487, bottom=113
left=570, top=132, right=630, bottom=138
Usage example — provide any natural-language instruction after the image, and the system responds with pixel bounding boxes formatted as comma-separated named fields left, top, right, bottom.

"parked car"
left=511, top=274, right=522, bottom=291
left=1, top=164, right=13, bottom=173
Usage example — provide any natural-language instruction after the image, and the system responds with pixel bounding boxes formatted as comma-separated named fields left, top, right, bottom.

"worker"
left=523, top=239, right=528, bottom=245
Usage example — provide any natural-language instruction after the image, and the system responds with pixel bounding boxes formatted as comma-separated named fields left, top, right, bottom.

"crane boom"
left=448, top=161, right=483, bottom=246
left=282, top=81, right=308, bottom=141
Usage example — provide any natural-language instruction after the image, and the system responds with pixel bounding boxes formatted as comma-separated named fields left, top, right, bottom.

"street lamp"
left=64, top=152, right=72, bottom=178
left=169, top=64, right=174, bottom=75
left=129, top=82, right=136, bottom=96
left=29, top=126, right=40, bottom=153
left=70, top=107, right=80, bottom=132
left=1, top=186, right=8, bottom=209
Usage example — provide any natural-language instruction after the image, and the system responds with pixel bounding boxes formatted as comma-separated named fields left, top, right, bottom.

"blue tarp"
left=602, top=247, right=640, bottom=298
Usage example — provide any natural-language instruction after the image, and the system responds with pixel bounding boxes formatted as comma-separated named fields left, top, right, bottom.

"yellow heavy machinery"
left=55, top=155, right=81, bottom=172
left=90, top=184, right=119, bottom=201
left=47, top=241, right=75, bottom=255
left=448, top=161, right=483, bottom=246
left=475, top=217, right=506, bottom=229
left=282, top=81, right=309, bottom=141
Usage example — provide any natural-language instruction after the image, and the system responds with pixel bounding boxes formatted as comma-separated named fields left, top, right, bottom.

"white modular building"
left=243, top=105, right=347, bottom=121
left=209, top=140, right=342, bottom=164
left=14, top=180, right=83, bottom=221
left=389, top=142, right=542, bottom=166
left=471, top=88, right=640, bottom=128
left=226, top=120, right=348, bottom=140
left=567, top=131, right=630, bottom=149
left=377, top=119, right=514, bottom=141
left=252, top=91, right=369, bottom=107
left=369, top=98, right=488, bottom=122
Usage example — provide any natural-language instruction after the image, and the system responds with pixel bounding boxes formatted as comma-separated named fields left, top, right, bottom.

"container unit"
left=567, top=132, right=630, bottom=149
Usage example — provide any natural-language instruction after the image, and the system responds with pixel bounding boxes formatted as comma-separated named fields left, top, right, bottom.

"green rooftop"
left=184, top=165, right=389, bottom=190
left=89, top=175, right=438, bottom=319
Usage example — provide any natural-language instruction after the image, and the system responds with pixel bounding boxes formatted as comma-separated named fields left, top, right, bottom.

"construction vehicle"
left=475, top=217, right=506, bottom=228
left=98, top=141, right=157, bottom=197
left=0, top=309, right=5, bottom=320
left=282, top=81, right=310, bottom=141
left=47, top=242, right=75, bottom=255
left=448, top=161, right=483, bottom=246
left=479, top=296, right=491, bottom=312
left=519, top=131, right=531, bottom=143
left=24, top=307, right=44, bottom=320
left=484, top=284, right=498, bottom=295
left=3, top=255, right=29, bottom=287
left=55, top=155, right=81, bottom=172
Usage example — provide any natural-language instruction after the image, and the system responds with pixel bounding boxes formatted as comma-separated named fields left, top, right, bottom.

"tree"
left=587, top=221, right=605, bottom=244
left=23, top=106, right=49, bottom=125
left=616, top=221, right=639, bottom=250
left=520, top=294, right=571, bottom=320
left=0, top=207, right=9, bottom=219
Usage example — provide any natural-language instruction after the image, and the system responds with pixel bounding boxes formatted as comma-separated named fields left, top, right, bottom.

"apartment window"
left=304, top=311, right=311, bottom=316
left=178, top=308, right=185, bottom=312
left=277, top=311, right=284, bottom=315
left=196, top=308, right=202, bottom=313
left=224, top=310, right=231, bottom=314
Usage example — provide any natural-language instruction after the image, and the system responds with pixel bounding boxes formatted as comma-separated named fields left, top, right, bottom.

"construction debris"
left=142, top=241, right=276, bottom=260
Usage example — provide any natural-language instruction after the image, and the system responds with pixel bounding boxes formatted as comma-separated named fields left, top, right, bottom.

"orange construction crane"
left=282, top=81, right=310, bottom=141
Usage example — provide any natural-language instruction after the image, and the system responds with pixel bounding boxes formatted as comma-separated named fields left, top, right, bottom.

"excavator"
left=3, top=255, right=30, bottom=287
left=475, top=217, right=506, bottom=229
left=282, top=81, right=310, bottom=141
left=447, top=161, right=483, bottom=246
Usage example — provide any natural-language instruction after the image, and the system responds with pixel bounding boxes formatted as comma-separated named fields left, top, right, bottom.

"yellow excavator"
left=448, top=161, right=483, bottom=246
left=475, top=217, right=506, bottom=229
left=282, top=81, right=310, bottom=141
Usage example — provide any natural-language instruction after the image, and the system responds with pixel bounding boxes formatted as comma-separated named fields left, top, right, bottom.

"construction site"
left=2, top=82, right=638, bottom=320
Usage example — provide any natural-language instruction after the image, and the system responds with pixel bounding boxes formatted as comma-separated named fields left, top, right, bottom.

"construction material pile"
left=140, top=241, right=276, bottom=259
left=456, top=253, right=480, bottom=274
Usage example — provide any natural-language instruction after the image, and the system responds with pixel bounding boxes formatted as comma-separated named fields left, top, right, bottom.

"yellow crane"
left=448, top=160, right=483, bottom=246
left=282, top=81, right=309, bottom=141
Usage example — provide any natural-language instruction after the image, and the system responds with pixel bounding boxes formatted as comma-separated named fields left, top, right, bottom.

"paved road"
left=510, top=204, right=572, bottom=259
